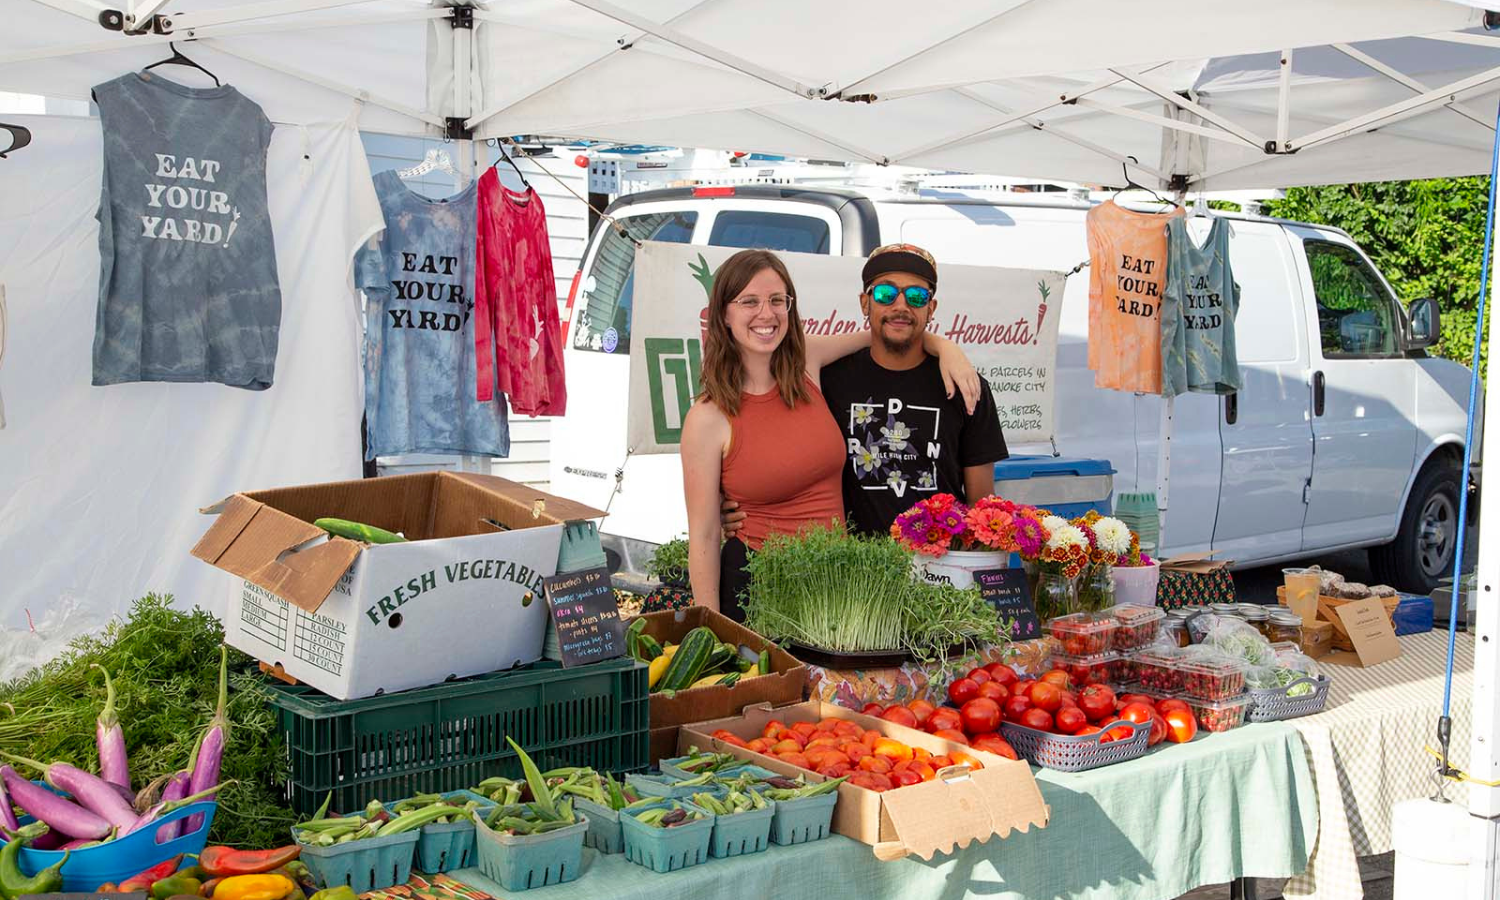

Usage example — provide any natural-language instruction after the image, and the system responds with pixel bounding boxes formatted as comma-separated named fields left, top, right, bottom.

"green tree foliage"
left=1262, top=178, right=1491, bottom=377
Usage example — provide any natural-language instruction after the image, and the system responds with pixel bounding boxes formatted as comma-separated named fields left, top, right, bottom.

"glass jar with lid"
left=1210, top=602, right=1242, bottom=618
left=1268, top=611, right=1304, bottom=645
left=1240, top=604, right=1271, bottom=638
left=1165, top=608, right=1195, bottom=647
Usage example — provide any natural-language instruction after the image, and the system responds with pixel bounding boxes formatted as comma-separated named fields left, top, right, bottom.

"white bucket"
left=1394, top=797, right=1469, bottom=900
left=1111, top=562, right=1161, bottom=606
left=912, top=550, right=1010, bottom=590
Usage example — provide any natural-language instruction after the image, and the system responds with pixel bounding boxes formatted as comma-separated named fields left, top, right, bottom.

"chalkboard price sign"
left=543, top=567, right=626, bottom=667
left=974, top=568, right=1040, bottom=641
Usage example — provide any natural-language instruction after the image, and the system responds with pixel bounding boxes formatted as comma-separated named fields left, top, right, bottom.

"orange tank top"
left=1086, top=200, right=1185, bottom=394
left=721, top=377, right=846, bottom=550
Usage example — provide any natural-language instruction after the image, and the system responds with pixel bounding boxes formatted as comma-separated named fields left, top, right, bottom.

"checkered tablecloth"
left=1282, top=629, right=1475, bottom=900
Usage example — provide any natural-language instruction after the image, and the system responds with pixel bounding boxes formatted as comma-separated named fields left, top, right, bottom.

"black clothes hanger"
left=0, top=123, right=31, bottom=159
left=490, top=139, right=532, bottom=191
left=1112, top=155, right=1173, bottom=207
left=142, top=41, right=221, bottom=87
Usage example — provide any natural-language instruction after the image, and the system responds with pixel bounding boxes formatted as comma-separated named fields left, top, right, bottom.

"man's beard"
left=878, top=318, right=920, bottom=354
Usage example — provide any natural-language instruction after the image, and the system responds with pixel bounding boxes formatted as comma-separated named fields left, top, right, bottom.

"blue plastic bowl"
left=17, top=801, right=216, bottom=892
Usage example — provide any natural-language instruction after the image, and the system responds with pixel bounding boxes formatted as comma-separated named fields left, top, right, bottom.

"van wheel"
left=1369, top=462, right=1461, bottom=593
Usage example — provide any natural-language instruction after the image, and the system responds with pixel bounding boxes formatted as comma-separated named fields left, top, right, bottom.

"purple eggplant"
left=186, top=646, right=230, bottom=833
left=121, top=782, right=227, bottom=838
left=27, top=829, right=71, bottom=851
left=91, top=665, right=131, bottom=791
left=0, top=752, right=137, bottom=830
left=0, top=763, right=18, bottom=835
left=154, top=772, right=190, bottom=841
left=0, top=766, right=111, bottom=840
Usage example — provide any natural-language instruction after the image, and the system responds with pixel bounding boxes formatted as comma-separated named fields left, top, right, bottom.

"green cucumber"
left=314, top=517, right=407, bottom=544
left=758, top=649, right=771, bottom=675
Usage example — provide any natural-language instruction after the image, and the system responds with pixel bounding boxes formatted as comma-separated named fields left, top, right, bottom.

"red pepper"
left=199, top=845, right=301, bottom=878
left=119, top=854, right=185, bottom=892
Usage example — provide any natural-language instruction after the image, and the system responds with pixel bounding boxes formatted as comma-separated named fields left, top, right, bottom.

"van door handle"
left=1224, top=392, right=1238, bottom=425
left=1313, top=371, right=1326, bottom=417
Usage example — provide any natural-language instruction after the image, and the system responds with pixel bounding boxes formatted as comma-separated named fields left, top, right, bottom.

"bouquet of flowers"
left=890, top=494, right=1051, bottom=558
left=1071, top=512, right=1135, bottom=611
left=1116, top=531, right=1155, bottom=568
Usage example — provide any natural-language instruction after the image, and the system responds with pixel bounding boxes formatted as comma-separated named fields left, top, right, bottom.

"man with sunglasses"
left=817, top=243, right=1008, bottom=536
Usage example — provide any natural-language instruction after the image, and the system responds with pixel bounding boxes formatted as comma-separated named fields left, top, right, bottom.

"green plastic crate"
left=267, top=659, right=649, bottom=815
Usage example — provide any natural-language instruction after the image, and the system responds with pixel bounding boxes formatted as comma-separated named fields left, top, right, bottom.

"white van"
left=549, top=185, right=1475, bottom=593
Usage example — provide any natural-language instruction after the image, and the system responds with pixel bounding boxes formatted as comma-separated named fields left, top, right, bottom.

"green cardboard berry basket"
left=472, top=810, right=589, bottom=891
left=620, top=800, right=714, bottom=873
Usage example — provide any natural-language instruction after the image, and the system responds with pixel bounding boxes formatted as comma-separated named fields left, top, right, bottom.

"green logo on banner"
left=645, top=337, right=702, bottom=445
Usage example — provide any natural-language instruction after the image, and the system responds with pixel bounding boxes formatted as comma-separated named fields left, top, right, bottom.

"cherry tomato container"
left=1049, top=650, right=1122, bottom=687
left=1130, top=648, right=1188, bottom=694
left=1106, top=604, right=1166, bottom=651
left=1046, top=613, right=1119, bottom=655
left=1177, top=657, right=1248, bottom=701
left=1185, top=695, right=1252, bottom=733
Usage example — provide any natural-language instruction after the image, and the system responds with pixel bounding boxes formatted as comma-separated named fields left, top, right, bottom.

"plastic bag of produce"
left=1201, top=617, right=1276, bottom=666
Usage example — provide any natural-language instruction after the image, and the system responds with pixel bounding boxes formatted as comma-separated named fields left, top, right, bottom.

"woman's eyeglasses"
left=730, top=293, right=793, bottom=312
left=869, top=282, right=933, bottom=308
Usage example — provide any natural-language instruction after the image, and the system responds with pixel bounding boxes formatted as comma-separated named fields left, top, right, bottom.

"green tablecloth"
left=452, top=721, right=1316, bottom=900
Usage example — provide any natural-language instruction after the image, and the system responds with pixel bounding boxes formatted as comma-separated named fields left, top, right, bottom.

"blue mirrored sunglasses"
left=869, top=282, right=933, bottom=308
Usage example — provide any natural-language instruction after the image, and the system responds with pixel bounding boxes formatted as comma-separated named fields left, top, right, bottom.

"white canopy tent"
left=7, top=1, right=1500, bottom=896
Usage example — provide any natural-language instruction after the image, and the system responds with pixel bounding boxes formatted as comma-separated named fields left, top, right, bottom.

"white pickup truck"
left=549, top=185, right=1477, bottom=593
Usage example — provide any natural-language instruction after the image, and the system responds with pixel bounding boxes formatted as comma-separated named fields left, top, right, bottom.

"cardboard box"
left=637, top=606, right=808, bottom=731
left=192, top=472, right=604, bottom=700
left=1301, top=620, right=1335, bottom=659
left=682, top=700, right=1049, bottom=860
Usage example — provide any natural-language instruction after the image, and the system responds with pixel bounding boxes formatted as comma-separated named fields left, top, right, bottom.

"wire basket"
left=1000, top=719, right=1150, bottom=772
left=1247, top=675, right=1332, bottom=722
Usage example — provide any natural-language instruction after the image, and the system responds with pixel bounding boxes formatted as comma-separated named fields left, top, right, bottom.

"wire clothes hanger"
left=142, top=41, right=221, bottom=87
left=1112, top=155, right=1173, bottom=207
left=0, top=123, right=31, bottom=159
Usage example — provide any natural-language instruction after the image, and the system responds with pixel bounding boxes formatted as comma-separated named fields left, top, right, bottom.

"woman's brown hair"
left=697, top=249, right=810, bottom=417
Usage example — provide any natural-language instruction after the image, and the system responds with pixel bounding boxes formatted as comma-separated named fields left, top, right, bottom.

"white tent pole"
left=1331, top=43, right=1494, bottom=132
left=206, top=42, right=445, bottom=128
left=1071, top=98, right=1255, bottom=148
left=1293, top=65, right=1500, bottom=152
left=1276, top=48, right=1293, bottom=152
left=1110, top=66, right=1266, bottom=149
left=26, top=0, right=107, bottom=24
left=560, top=0, right=818, bottom=98
left=166, top=0, right=378, bottom=31
left=1156, top=394, right=1173, bottom=533
left=451, top=1, right=486, bottom=476
left=128, top=0, right=171, bottom=27
left=1429, top=31, right=1500, bottom=50
left=834, top=0, right=1037, bottom=97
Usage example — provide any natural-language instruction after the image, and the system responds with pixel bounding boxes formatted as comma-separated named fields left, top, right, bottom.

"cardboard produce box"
left=192, top=472, right=604, bottom=700
left=636, top=606, right=807, bottom=761
left=682, top=700, right=1049, bottom=860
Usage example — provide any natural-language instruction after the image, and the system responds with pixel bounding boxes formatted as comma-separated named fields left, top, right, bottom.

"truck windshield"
left=573, top=211, right=697, bottom=355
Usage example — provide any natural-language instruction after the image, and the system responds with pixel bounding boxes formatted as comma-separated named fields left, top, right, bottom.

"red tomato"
left=1156, top=698, right=1192, bottom=717
left=817, top=761, right=852, bottom=778
left=967, top=667, right=993, bottom=685
left=984, top=663, right=1019, bottom=688
left=1120, top=693, right=1157, bottom=708
left=1163, top=707, right=1198, bottom=743
left=849, top=772, right=892, bottom=792
left=959, top=698, right=1002, bottom=735
left=777, top=752, right=811, bottom=769
left=971, top=734, right=1020, bottom=760
left=861, top=702, right=885, bottom=716
left=926, top=707, right=963, bottom=734
left=977, top=681, right=1010, bottom=703
left=1074, top=725, right=1102, bottom=736
left=1040, top=669, right=1072, bottom=691
left=907, top=699, right=937, bottom=726
left=1013, top=679, right=1037, bottom=699
left=1055, top=705, right=1089, bottom=734
left=1078, top=685, right=1116, bottom=722
left=1147, top=710, right=1168, bottom=747
left=932, top=728, right=971, bottom=746
left=947, top=677, right=980, bottom=706
left=1019, top=707, right=1055, bottom=732
left=1030, top=683, right=1063, bottom=714
left=1063, top=635, right=1090, bottom=656
left=1119, top=702, right=1156, bottom=726
left=1002, top=695, right=1032, bottom=723
left=891, top=768, right=922, bottom=787
left=1102, top=720, right=1136, bottom=743
left=880, top=706, right=919, bottom=729
left=1059, top=690, right=1079, bottom=708
left=858, top=754, right=893, bottom=774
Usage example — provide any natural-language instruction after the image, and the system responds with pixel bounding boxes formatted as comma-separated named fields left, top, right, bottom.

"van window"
left=1305, top=240, right=1399, bottom=358
left=1225, top=228, right=1299, bottom=363
left=573, top=212, right=697, bottom=354
left=708, top=211, right=831, bottom=254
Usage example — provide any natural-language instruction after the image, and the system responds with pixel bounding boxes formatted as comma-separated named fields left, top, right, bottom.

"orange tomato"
left=948, top=751, right=985, bottom=771
left=791, top=722, right=819, bottom=738
left=805, top=749, right=847, bottom=769
left=1040, top=670, right=1073, bottom=690
left=907, top=699, right=937, bottom=726
left=761, top=721, right=784, bottom=740
left=817, top=717, right=845, bottom=732
left=816, top=760, right=852, bottom=778
left=857, top=754, right=893, bottom=774
left=928, top=754, right=953, bottom=769
left=911, top=746, right=932, bottom=762
left=931, top=728, right=970, bottom=745
left=861, top=729, right=883, bottom=748
left=780, top=730, right=809, bottom=748
left=841, top=741, right=873, bottom=762
left=909, top=761, right=938, bottom=782
left=804, top=738, right=842, bottom=754
left=776, top=752, right=811, bottom=770
left=746, top=737, right=773, bottom=753
left=833, top=720, right=863, bottom=737
left=872, top=738, right=914, bottom=763
left=891, top=768, right=922, bottom=787
left=849, top=772, right=892, bottom=793
left=771, top=739, right=803, bottom=756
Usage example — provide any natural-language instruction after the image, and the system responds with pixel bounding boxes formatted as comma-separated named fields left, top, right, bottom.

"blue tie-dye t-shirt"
left=92, top=72, right=281, bottom=390
left=355, top=171, right=509, bottom=459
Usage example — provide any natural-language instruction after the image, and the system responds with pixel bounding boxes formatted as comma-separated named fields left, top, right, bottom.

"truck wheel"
left=1369, top=461, right=1461, bottom=593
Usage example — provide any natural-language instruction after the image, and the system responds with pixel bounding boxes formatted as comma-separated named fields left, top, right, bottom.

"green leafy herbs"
left=742, top=525, right=1003, bottom=662
left=646, top=537, right=690, bottom=586
left=0, top=594, right=297, bottom=848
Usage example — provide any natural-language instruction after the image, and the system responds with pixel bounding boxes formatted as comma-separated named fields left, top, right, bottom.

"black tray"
left=784, top=642, right=911, bottom=669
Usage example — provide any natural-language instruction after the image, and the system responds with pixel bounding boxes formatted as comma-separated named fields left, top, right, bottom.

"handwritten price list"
left=543, top=567, right=626, bottom=668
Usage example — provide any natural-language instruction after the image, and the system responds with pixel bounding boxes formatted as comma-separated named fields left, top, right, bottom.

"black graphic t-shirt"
left=820, top=349, right=1008, bottom=536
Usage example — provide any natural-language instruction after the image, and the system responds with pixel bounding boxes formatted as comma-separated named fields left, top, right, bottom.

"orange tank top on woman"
left=721, top=377, right=846, bottom=550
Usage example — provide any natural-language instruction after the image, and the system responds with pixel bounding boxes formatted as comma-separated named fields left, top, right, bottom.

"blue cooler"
left=1393, top=594, right=1434, bottom=636
left=992, top=456, right=1115, bottom=519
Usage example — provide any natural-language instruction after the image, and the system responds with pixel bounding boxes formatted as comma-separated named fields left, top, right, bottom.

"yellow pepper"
left=212, top=874, right=296, bottom=900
